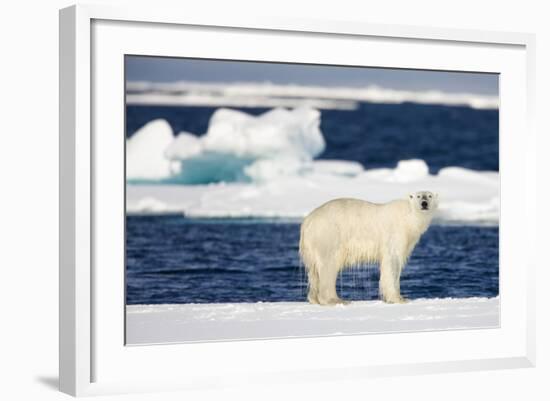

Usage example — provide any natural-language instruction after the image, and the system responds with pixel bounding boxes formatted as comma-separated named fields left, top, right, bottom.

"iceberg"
left=126, top=107, right=325, bottom=184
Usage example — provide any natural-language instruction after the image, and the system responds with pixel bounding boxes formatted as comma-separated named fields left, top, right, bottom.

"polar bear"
left=299, top=191, right=438, bottom=305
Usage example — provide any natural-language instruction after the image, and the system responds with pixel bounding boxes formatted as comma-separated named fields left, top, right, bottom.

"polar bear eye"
left=417, top=195, right=420, bottom=198
left=429, top=195, right=432, bottom=198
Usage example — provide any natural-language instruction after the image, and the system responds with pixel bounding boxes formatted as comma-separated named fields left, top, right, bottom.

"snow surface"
left=126, top=297, right=499, bottom=344
left=126, top=81, right=499, bottom=110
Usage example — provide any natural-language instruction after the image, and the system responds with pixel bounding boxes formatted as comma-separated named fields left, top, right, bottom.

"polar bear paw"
left=384, top=295, right=408, bottom=304
left=397, top=296, right=409, bottom=304
left=318, top=297, right=350, bottom=306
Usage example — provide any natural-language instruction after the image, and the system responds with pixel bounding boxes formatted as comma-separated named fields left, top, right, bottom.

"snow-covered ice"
left=126, top=297, right=499, bottom=344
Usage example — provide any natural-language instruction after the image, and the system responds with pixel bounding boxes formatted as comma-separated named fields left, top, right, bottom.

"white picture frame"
left=59, top=3, right=536, bottom=397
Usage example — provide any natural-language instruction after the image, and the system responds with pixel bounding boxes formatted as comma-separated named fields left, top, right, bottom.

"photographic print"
left=124, top=56, right=499, bottom=345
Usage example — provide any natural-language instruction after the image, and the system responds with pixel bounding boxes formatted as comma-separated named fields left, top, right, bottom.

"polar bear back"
left=300, top=197, right=429, bottom=269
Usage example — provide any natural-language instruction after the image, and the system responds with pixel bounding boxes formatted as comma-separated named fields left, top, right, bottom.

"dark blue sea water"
left=126, top=103, right=499, bottom=173
left=126, top=216, right=499, bottom=305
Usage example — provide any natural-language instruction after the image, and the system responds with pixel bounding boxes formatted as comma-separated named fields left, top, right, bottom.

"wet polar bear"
left=299, top=191, right=438, bottom=305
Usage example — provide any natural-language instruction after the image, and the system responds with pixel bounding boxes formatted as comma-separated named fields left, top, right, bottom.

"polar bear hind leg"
left=306, top=265, right=320, bottom=304
left=316, top=259, right=349, bottom=305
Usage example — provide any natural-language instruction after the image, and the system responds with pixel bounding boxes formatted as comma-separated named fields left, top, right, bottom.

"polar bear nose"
left=421, top=200, right=429, bottom=209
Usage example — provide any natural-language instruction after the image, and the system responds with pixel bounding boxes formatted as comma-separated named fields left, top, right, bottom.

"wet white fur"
left=299, top=192, right=438, bottom=305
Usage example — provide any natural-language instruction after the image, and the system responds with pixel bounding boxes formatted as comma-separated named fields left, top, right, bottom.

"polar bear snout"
left=421, top=200, right=429, bottom=210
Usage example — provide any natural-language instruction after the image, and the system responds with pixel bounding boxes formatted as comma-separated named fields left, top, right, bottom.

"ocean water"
left=125, top=102, right=499, bottom=305
left=126, top=216, right=499, bottom=305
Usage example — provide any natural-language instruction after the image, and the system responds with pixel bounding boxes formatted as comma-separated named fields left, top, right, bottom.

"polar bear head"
left=409, top=191, right=438, bottom=213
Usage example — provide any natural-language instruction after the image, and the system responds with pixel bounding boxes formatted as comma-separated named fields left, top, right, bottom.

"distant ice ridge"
left=126, top=297, right=499, bottom=344
left=126, top=81, right=499, bottom=110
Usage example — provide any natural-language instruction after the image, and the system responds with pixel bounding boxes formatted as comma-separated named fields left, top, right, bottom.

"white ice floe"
left=126, top=297, right=499, bottom=344
left=126, top=159, right=499, bottom=223
left=126, top=81, right=499, bottom=110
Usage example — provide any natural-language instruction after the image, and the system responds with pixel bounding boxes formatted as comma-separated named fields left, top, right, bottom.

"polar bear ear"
left=408, top=193, right=414, bottom=200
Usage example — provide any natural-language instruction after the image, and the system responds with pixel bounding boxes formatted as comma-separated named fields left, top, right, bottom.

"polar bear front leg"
left=379, top=255, right=406, bottom=304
